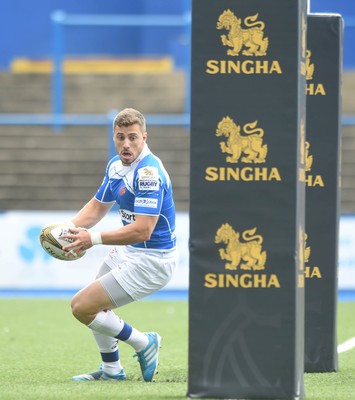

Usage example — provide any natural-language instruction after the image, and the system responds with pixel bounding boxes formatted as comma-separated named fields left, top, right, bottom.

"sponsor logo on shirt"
left=138, top=180, right=159, bottom=191
left=120, top=209, right=136, bottom=223
left=134, top=198, right=158, bottom=208
left=138, top=167, right=158, bottom=179
left=137, top=167, right=159, bottom=191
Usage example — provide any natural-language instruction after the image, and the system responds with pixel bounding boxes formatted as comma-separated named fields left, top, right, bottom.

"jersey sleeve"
left=133, top=166, right=163, bottom=215
left=95, top=165, right=116, bottom=203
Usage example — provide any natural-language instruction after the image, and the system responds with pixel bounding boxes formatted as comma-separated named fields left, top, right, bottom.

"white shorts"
left=103, top=245, right=177, bottom=301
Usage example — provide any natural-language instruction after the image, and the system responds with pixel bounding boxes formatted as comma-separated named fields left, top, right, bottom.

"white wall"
left=0, top=211, right=354, bottom=291
left=0, top=211, right=188, bottom=291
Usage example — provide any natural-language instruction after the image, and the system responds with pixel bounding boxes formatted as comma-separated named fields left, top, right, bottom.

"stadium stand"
left=0, top=71, right=189, bottom=211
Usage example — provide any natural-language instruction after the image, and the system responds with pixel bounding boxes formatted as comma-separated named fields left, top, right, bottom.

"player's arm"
left=71, top=197, right=114, bottom=229
left=100, top=214, right=159, bottom=245
left=62, top=214, right=158, bottom=254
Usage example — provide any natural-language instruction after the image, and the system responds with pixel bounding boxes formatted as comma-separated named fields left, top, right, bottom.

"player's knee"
left=71, top=295, right=89, bottom=323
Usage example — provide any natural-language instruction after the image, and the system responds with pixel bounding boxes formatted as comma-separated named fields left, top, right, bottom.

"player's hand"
left=62, top=227, right=92, bottom=255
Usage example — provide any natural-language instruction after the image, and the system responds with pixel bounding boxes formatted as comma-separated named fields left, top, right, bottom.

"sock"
left=92, top=331, right=123, bottom=376
left=88, top=310, right=149, bottom=352
left=116, top=324, right=149, bottom=352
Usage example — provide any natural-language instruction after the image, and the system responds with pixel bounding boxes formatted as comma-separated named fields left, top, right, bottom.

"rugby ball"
left=39, top=223, right=86, bottom=261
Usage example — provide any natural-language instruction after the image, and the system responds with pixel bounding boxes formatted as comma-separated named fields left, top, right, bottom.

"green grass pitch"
left=0, top=299, right=354, bottom=399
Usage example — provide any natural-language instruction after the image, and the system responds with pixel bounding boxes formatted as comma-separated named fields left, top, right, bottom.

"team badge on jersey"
left=119, top=185, right=127, bottom=196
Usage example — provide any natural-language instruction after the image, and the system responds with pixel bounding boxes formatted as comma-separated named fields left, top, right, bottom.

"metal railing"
left=51, top=9, right=191, bottom=127
left=0, top=111, right=191, bottom=166
left=0, top=113, right=353, bottom=127
left=0, top=113, right=190, bottom=127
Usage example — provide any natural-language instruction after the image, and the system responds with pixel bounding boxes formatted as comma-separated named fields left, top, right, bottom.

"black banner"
left=304, top=14, right=343, bottom=373
left=188, top=1, right=307, bottom=399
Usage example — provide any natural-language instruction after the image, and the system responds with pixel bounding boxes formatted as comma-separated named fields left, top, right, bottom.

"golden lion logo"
left=217, top=10, right=269, bottom=56
left=143, top=167, right=154, bottom=176
left=215, top=223, right=267, bottom=270
left=216, top=116, right=268, bottom=164
left=299, top=224, right=304, bottom=271
left=305, top=141, right=313, bottom=172
left=304, top=233, right=311, bottom=264
left=306, top=50, right=315, bottom=80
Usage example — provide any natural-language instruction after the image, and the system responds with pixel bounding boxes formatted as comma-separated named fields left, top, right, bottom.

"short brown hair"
left=113, top=108, right=146, bottom=132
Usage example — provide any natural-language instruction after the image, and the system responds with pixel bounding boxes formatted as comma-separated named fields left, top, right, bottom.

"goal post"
left=188, top=0, right=307, bottom=398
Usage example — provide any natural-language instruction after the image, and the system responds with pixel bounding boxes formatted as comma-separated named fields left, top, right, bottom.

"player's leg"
left=98, top=272, right=162, bottom=382
left=71, top=264, right=153, bottom=381
left=90, top=262, right=123, bottom=378
left=71, top=262, right=125, bottom=381
left=73, top=247, right=176, bottom=382
left=98, top=248, right=176, bottom=382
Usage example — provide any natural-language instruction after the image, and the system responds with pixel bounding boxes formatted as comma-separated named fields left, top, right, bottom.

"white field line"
left=338, top=337, right=355, bottom=353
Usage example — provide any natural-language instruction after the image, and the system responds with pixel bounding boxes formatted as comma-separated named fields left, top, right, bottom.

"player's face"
left=113, top=124, right=147, bottom=166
